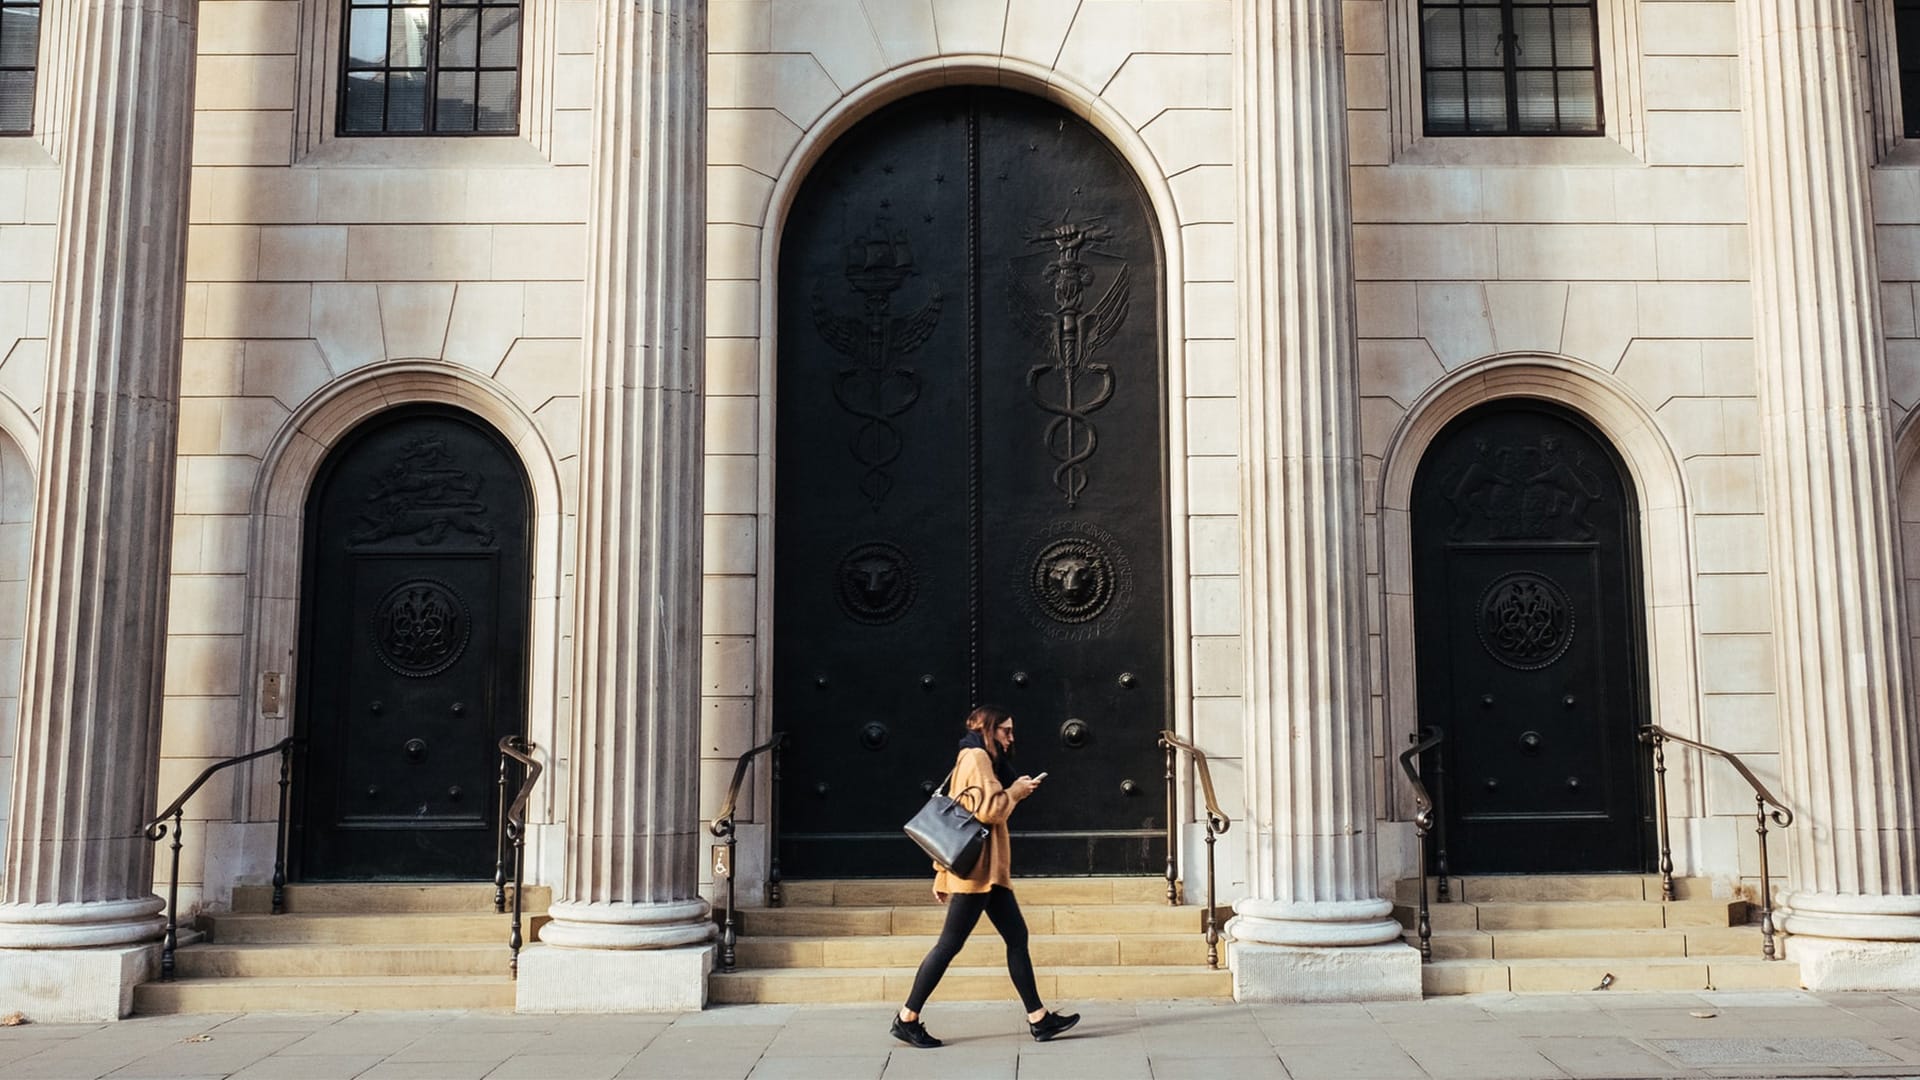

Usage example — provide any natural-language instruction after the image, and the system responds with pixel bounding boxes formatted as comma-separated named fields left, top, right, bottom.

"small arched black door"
left=1411, top=401, right=1650, bottom=873
left=294, top=406, right=531, bottom=880
left=774, top=87, right=1171, bottom=877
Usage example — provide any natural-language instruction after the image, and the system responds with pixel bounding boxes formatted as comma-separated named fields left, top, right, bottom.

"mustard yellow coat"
left=932, top=747, right=1016, bottom=894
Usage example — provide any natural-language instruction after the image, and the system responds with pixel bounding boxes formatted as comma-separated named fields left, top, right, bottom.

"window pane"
left=347, top=9, right=388, bottom=69
left=0, top=6, right=39, bottom=68
left=479, top=7, right=519, bottom=68
left=1423, top=9, right=1463, bottom=67
left=387, top=70, right=428, bottom=130
left=389, top=6, right=430, bottom=68
left=439, top=5, right=477, bottom=67
left=1554, top=7, right=1595, bottom=67
left=1425, top=70, right=1467, bottom=132
left=1511, top=6, right=1551, bottom=65
left=477, top=69, right=517, bottom=131
left=1516, top=69, right=1556, bottom=130
left=343, top=70, right=386, bottom=132
left=1462, top=6, right=1503, bottom=66
left=0, top=70, right=30, bottom=132
left=1557, top=70, right=1599, bottom=130
left=436, top=70, right=476, bottom=131
left=1467, top=70, right=1506, bottom=131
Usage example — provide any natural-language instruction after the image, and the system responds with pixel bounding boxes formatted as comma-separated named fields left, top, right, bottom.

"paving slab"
left=9, top=994, right=1920, bottom=1078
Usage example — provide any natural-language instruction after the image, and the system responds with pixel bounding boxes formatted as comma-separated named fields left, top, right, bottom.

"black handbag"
left=903, top=769, right=989, bottom=876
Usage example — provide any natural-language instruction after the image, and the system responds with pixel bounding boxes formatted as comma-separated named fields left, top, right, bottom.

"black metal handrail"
left=144, top=736, right=298, bottom=982
left=1640, top=724, right=1794, bottom=960
left=1160, top=730, right=1230, bottom=969
left=709, top=732, right=785, bottom=972
left=493, top=735, right=541, bottom=978
left=1398, top=726, right=1444, bottom=962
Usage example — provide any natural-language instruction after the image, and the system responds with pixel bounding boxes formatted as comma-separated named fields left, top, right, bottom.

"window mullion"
left=1501, top=0, right=1519, bottom=132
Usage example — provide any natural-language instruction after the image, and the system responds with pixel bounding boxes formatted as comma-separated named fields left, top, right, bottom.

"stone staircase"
left=711, top=877, right=1232, bottom=1004
left=132, top=883, right=545, bottom=1013
left=1394, top=874, right=1804, bottom=994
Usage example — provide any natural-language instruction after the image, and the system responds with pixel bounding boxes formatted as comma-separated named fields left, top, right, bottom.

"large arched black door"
left=775, top=87, right=1170, bottom=877
left=294, top=406, right=531, bottom=880
left=1411, top=401, right=1650, bottom=873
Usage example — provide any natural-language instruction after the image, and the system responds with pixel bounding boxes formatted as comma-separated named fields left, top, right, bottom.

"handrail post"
left=273, top=741, right=293, bottom=915
left=1432, top=743, right=1451, bottom=903
left=1645, top=728, right=1675, bottom=901
left=1756, top=793, right=1778, bottom=960
left=1203, top=816, right=1218, bottom=968
left=720, top=825, right=739, bottom=972
left=1163, top=736, right=1177, bottom=906
left=1416, top=815, right=1432, bottom=962
left=509, top=807, right=526, bottom=978
left=769, top=735, right=784, bottom=908
left=162, top=809, right=183, bottom=981
left=494, top=747, right=510, bottom=914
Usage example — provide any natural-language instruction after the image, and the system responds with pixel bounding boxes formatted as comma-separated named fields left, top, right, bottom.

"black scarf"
left=958, top=730, right=1017, bottom=789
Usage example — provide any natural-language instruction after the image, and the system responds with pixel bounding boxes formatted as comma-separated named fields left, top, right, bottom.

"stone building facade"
left=1, top=0, right=1919, bottom=1018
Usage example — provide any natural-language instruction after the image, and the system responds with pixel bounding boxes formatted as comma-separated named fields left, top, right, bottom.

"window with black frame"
left=1899, top=0, right=1920, bottom=138
left=1420, top=0, right=1602, bottom=136
left=340, top=0, right=521, bottom=135
left=0, top=0, right=39, bottom=135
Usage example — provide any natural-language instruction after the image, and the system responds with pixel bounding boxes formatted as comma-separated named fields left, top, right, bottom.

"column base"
left=1227, top=940, right=1422, bottom=1002
left=515, top=942, right=713, bottom=1012
left=0, top=943, right=159, bottom=1021
left=1790, top=937, right=1920, bottom=991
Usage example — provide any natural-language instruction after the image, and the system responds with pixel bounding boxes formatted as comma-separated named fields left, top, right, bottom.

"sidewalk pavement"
left=1, top=991, right=1918, bottom=1080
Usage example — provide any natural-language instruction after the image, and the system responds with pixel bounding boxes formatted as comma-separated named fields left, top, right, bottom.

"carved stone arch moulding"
left=1375, top=355, right=1703, bottom=820
left=753, top=56, right=1201, bottom=769
left=234, top=363, right=566, bottom=849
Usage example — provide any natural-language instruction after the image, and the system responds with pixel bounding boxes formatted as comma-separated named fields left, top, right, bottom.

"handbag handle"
left=930, top=767, right=985, bottom=815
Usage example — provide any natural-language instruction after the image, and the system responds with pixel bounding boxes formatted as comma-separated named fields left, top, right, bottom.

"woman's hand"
left=1009, top=774, right=1043, bottom=801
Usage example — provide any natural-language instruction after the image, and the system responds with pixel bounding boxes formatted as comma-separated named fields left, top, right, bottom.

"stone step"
left=232, top=883, right=551, bottom=915
left=1420, top=954, right=1803, bottom=995
left=133, top=975, right=516, bottom=1014
left=1393, top=898, right=1747, bottom=932
left=733, top=933, right=1208, bottom=970
left=1391, top=875, right=1715, bottom=904
left=1406, top=925, right=1777, bottom=961
left=736, top=903, right=1205, bottom=938
left=781, top=877, right=1172, bottom=907
left=202, top=912, right=527, bottom=945
left=170, top=942, right=510, bottom=979
left=710, top=964, right=1231, bottom=1005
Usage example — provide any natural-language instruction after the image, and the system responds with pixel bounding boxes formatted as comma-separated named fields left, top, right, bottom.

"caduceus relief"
left=812, top=218, right=944, bottom=508
left=1010, top=215, right=1131, bottom=507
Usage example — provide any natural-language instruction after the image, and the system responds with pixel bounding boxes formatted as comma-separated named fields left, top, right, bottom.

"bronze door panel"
left=295, top=407, right=532, bottom=881
left=1411, top=402, right=1649, bottom=873
left=775, top=88, right=1170, bottom=876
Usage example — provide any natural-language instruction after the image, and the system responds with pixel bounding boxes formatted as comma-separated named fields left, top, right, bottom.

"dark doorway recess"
left=774, top=87, right=1171, bottom=877
left=294, top=406, right=532, bottom=881
left=1411, top=400, right=1652, bottom=874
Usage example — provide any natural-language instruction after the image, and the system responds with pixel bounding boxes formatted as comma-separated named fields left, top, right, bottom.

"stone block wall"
left=0, top=0, right=1915, bottom=909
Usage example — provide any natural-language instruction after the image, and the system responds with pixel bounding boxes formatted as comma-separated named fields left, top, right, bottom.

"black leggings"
left=904, top=885, right=1043, bottom=1014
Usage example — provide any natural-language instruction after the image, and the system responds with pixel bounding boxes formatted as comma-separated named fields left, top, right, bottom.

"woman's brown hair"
left=964, top=705, right=1012, bottom=736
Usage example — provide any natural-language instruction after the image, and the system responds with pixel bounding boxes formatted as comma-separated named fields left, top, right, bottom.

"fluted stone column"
left=515, top=0, right=712, bottom=1013
left=0, top=0, right=196, bottom=1023
left=1741, top=0, right=1920, bottom=990
left=1224, top=0, right=1418, bottom=1002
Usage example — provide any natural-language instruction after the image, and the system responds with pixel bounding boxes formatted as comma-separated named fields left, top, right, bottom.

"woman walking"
left=890, top=705, right=1081, bottom=1049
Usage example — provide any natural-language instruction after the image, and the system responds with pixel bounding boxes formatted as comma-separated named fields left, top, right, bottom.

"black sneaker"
left=890, top=1015, right=943, bottom=1049
left=1029, top=1010, right=1081, bottom=1042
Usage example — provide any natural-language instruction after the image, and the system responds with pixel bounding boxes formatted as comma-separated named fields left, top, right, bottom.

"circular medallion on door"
left=372, top=579, right=471, bottom=677
left=1015, top=520, right=1134, bottom=640
left=1476, top=571, right=1575, bottom=671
